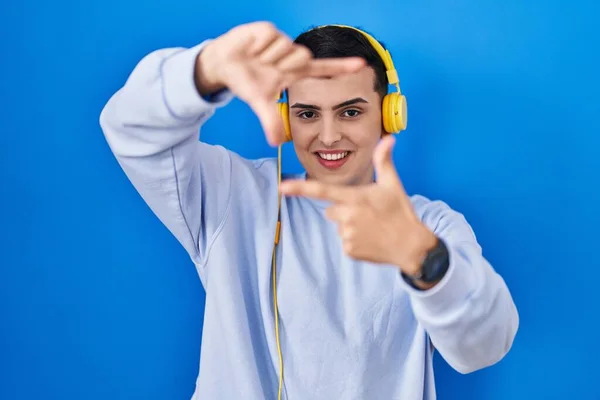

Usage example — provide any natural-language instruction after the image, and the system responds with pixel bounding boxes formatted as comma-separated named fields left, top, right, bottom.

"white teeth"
left=318, top=151, right=349, bottom=161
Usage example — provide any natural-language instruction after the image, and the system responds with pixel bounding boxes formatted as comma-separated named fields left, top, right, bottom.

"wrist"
left=401, top=235, right=450, bottom=290
left=194, top=42, right=226, bottom=96
left=399, top=225, right=438, bottom=276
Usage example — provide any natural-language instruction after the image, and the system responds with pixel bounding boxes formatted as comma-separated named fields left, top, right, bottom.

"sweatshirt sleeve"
left=99, top=41, right=235, bottom=266
left=399, top=197, right=520, bottom=374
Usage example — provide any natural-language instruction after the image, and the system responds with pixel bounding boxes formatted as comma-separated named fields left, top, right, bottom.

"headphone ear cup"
left=382, top=93, right=407, bottom=133
left=278, top=102, right=293, bottom=142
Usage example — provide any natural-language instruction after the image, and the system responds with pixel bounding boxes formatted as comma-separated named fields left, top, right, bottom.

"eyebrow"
left=289, top=97, right=368, bottom=111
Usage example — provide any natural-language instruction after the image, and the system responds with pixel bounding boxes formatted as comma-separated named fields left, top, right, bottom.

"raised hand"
left=279, top=135, right=438, bottom=275
left=194, top=21, right=366, bottom=146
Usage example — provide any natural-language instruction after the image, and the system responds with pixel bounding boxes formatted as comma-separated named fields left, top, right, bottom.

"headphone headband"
left=311, top=24, right=400, bottom=89
left=277, top=23, right=407, bottom=140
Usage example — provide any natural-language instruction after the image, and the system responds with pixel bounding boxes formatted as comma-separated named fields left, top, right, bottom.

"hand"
left=279, top=135, right=438, bottom=275
left=194, top=22, right=366, bottom=146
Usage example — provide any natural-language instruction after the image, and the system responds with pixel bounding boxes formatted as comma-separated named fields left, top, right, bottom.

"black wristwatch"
left=401, top=237, right=450, bottom=289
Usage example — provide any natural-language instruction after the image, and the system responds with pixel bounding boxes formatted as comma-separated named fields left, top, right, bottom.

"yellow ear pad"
left=278, top=102, right=293, bottom=142
left=382, top=92, right=408, bottom=134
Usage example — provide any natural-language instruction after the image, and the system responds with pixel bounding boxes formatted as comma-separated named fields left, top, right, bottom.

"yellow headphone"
left=271, top=25, right=407, bottom=400
left=277, top=24, right=408, bottom=142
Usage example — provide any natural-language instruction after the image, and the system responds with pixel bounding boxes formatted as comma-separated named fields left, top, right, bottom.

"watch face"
left=421, top=239, right=449, bottom=282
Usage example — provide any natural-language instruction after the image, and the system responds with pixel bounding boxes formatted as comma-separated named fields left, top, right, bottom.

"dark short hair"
left=294, top=25, right=388, bottom=99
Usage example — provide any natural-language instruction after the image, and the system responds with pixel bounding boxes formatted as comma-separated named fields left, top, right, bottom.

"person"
left=100, top=21, right=519, bottom=400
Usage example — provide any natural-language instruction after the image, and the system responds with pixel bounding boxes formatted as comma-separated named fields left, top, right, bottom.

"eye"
left=298, top=110, right=317, bottom=119
left=342, top=109, right=361, bottom=118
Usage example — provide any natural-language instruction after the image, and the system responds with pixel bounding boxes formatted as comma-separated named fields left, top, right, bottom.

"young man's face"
left=286, top=67, right=384, bottom=186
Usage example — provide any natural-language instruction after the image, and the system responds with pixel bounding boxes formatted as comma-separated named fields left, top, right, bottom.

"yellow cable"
left=272, top=144, right=284, bottom=400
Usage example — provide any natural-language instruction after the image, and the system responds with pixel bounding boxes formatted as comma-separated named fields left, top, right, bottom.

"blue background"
left=1, top=0, right=599, bottom=399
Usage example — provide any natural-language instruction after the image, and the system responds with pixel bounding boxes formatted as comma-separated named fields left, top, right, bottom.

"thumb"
left=251, top=97, right=285, bottom=146
left=373, top=135, right=401, bottom=188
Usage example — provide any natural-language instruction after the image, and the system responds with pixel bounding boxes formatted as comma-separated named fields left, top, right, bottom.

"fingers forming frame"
left=233, top=23, right=368, bottom=145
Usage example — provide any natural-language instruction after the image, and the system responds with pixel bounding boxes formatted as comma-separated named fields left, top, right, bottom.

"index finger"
left=279, top=179, right=355, bottom=203
left=305, top=57, right=366, bottom=78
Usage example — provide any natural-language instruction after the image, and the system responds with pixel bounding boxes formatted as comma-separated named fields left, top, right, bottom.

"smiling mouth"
left=313, top=151, right=353, bottom=170
left=315, top=151, right=351, bottom=161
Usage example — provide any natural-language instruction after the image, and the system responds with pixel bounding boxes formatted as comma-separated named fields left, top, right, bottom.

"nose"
left=318, top=117, right=342, bottom=147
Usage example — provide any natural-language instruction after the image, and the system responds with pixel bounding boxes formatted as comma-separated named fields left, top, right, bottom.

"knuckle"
left=296, top=45, right=312, bottom=60
left=341, top=212, right=353, bottom=224
left=344, top=241, right=356, bottom=256
left=254, top=21, right=276, bottom=33
left=279, top=34, right=293, bottom=43
left=278, top=37, right=294, bottom=52
left=343, top=226, right=356, bottom=240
